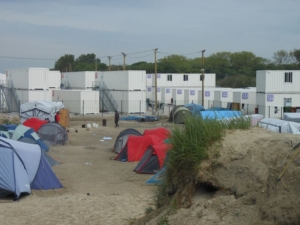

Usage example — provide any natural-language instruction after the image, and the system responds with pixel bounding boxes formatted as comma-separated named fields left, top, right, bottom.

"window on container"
left=284, top=72, right=292, bottom=83
left=284, top=98, right=292, bottom=107
left=183, top=74, right=188, bottom=81
left=200, top=74, right=205, bottom=81
left=167, top=75, right=172, bottom=81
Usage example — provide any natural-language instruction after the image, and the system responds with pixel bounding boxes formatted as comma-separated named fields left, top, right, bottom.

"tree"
left=54, top=54, right=75, bottom=72
left=218, top=74, right=255, bottom=88
left=273, top=50, right=291, bottom=65
left=291, top=49, right=300, bottom=64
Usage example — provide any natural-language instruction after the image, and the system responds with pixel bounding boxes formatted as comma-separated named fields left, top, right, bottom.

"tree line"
left=53, top=49, right=300, bottom=88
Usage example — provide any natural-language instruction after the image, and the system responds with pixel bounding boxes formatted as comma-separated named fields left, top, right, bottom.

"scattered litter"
left=92, top=133, right=97, bottom=136
left=85, top=163, right=92, bottom=165
left=87, top=193, right=90, bottom=196
left=75, top=129, right=78, bottom=133
left=86, top=124, right=91, bottom=129
left=103, top=137, right=112, bottom=140
left=82, top=124, right=86, bottom=128
left=100, top=139, right=104, bottom=142
left=121, top=159, right=127, bottom=162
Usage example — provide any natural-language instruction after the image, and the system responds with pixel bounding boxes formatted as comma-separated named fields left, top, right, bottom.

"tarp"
left=283, top=113, right=300, bottom=123
left=183, top=103, right=205, bottom=116
left=259, top=118, right=300, bottom=134
left=20, top=101, right=64, bottom=123
left=200, top=110, right=242, bottom=120
left=23, top=117, right=49, bottom=132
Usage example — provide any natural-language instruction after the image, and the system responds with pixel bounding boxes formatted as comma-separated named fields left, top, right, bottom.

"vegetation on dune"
left=155, top=114, right=252, bottom=209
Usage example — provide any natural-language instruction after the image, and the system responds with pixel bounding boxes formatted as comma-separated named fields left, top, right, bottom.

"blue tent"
left=0, top=137, right=62, bottom=199
left=1, top=124, right=49, bottom=151
left=200, top=110, right=242, bottom=120
left=183, top=103, right=205, bottom=115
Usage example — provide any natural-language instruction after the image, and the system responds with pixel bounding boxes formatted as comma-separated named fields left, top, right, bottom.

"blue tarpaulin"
left=200, top=110, right=242, bottom=120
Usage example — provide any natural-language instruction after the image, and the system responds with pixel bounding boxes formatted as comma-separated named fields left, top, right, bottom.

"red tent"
left=23, top=118, right=49, bottom=132
left=143, top=127, right=170, bottom=140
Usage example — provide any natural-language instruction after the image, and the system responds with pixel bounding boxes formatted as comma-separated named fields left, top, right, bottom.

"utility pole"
left=154, top=48, right=158, bottom=113
left=95, top=57, right=97, bottom=71
left=68, top=62, right=72, bottom=72
left=108, top=56, right=112, bottom=71
left=121, top=52, right=127, bottom=70
left=201, top=50, right=206, bottom=106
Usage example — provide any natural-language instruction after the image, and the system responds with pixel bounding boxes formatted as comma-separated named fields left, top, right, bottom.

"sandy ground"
left=0, top=114, right=171, bottom=225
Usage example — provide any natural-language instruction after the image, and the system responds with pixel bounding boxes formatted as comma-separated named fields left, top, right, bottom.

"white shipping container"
left=184, top=89, right=198, bottom=105
left=151, top=87, right=162, bottom=103
left=214, top=89, right=233, bottom=108
left=52, top=90, right=99, bottom=114
left=146, top=74, right=152, bottom=87
left=97, top=71, right=146, bottom=91
left=62, top=71, right=96, bottom=89
left=6, top=68, right=49, bottom=90
left=48, top=71, right=61, bottom=88
left=257, top=93, right=300, bottom=118
left=108, top=90, right=146, bottom=113
left=233, top=90, right=256, bottom=114
left=172, top=88, right=185, bottom=105
left=146, top=86, right=152, bottom=100
left=198, top=89, right=215, bottom=108
left=256, top=70, right=300, bottom=93
left=161, top=87, right=172, bottom=104
left=16, top=90, right=51, bottom=105
left=152, top=73, right=216, bottom=88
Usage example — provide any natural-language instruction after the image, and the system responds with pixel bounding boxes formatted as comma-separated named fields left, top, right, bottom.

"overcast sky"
left=0, top=0, right=299, bottom=73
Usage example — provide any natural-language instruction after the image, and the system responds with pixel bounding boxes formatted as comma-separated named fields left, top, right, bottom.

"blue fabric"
left=145, top=167, right=166, bottom=185
left=31, top=153, right=63, bottom=190
left=2, top=124, right=17, bottom=130
left=200, top=110, right=242, bottom=120
left=23, top=129, right=49, bottom=151
left=120, top=115, right=159, bottom=122
left=183, top=103, right=205, bottom=115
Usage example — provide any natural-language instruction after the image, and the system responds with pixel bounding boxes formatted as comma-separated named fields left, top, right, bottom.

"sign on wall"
left=177, top=89, right=182, bottom=95
left=190, top=90, right=195, bottom=96
left=222, top=91, right=228, bottom=98
left=147, top=74, right=152, bottom=79
left=166, top=88, right=171, bottom=93
left=242, top=93, right=248, bottom=100
left=147, top=87, right=152, bottom=92
left=157, top=74, right=161, bottom=78
left=157, top=87, right=161, bottom=92
left=205, top=91, right=210, bottom=97
left=267, top=94, right=274, bottom=102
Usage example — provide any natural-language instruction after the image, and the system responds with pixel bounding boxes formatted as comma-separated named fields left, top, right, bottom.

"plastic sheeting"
left=259, top=118, right=300, bottom=134
left=283, top=113, right=300, bottom=123
left=20, top=101, right=64, bottom=123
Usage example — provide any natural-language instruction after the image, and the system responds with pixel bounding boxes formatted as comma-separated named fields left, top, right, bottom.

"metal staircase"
left=92, top=81, right=118, bottom=112
left=0, top=80, right=20, bottom=113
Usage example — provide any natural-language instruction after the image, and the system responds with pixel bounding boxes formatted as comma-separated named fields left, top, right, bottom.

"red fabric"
left=143, top=127, right=171, bottom=140
left=23, top=118, right=49, bottom=132
left=152, top=143, right=170, bottom=168
left=55, top=112, right=60, bottom=123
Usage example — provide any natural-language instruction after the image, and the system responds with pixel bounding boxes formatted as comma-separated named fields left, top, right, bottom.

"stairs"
left=92, top=81, right=118, bottom=112
left=0, top=80, right=20, bottom=113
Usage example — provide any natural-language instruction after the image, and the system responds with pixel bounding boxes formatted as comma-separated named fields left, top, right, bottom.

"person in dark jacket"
left=114, top=110, right=119, bottom=128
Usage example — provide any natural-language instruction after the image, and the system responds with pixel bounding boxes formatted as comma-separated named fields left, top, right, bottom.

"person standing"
left=114, top=110, right=119, bottom=128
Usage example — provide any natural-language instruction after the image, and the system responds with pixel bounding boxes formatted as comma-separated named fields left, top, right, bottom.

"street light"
left=201, top=50, right=206, bottom=106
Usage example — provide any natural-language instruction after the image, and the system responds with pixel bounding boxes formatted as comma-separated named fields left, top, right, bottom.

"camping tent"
left=143, top=127, right=171, bottom=140
left=183, top=103, right=205, bottom=116
left=20, top=101, right=64, bottom=123
left=168, top=105, right=183, bottom=122
left=1, top=124, right=49, bottom=151
left=172, top=107, right=191, bottom=124
left=23, top=118, right=49, bottom=132
left=37, top=123, right=68, bottom=146
left=0, top=137, right=63, bottom=198
left=259, top=118, right=300, bottom=134
left=113, top=128, right=142, bottom=153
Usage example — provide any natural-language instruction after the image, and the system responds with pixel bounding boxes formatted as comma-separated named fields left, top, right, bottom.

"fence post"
left=269, top=106, right=270, bottom=118
left=18, top=100, right=21, bottom=114
left=175, top=100, right=176, bottom=106
left=102, top=99, right=103, bottom=117
left=281, top=107, right=283, bottom=119
left=121, top=100, right=123, bottom=116
left=247, top=104, right=249, bottom=115
left=83, top=100, right=85, bottom=117
left=139, top=100, right=141, bottom=115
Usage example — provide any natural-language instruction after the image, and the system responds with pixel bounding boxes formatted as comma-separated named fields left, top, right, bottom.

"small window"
left=183, top=74, right=188, bottom=81
left=200, top=74, right=205, bottom=81
left=167, top=74, right=172, bottom=81
left=284, top=72, right=292, bottom=83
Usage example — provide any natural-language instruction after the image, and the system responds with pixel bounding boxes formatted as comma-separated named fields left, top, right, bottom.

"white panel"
left=52, top=90, right=99, bottom=114
left=256, top=70, right=300, bottom=93
left=127, top=91, right=146, bottom=113
left=184, top=89, right=198, bottom=104
left=128, top=71, right=146, bottom=90
left=62, top=72, right=95, bottom=89
left=172, top=88, right=185, bottom=105
left=16, top=90, right=51, bottom=105
left=161, top=87, right=172, bottom=104
left=48, top=71, right=61, bottom=88
left=7, top=68, right=49, bottom=89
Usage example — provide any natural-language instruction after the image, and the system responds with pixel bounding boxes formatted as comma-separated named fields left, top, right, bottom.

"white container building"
left=16, top=90, right=51, bottom=105
left=52, top=90, right=99, bottom=114
left=146, top=74, right=152, bottom=99
left=151, top=87, right=162, bottom=103
left=256, top=70, right=300, bottom=93
left=172, top=88, right=185, bottom=105
left=6, top=68, right=49, bottom=90
left=108, top=90, right=146, bottom=114
left=61, top=71, right=96, bottom=89
left=214, top=89, right=234, bottom=108
left=232, top=88, right=257, bottom=114
left=161, top=87, right=172, bottom=104
left=152, top=73, right=216, bottom=88
left=257, top=93, right=300, bottom=118
left=184, top=89, right=198, bottom=105
left=48, top=71, right=61, bottom=88
left=198, top=88, right=215, bottom=109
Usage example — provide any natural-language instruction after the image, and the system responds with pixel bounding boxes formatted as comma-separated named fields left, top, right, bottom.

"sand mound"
left=137, top=127, right=300, bottom=225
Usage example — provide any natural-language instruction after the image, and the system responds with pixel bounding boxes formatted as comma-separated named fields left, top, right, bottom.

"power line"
left=158, top=50, right=202, bottom=56
left=127, top=53, right=154, bottom=59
